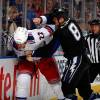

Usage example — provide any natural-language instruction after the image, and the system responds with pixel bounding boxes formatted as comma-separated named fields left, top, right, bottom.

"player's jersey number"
left=37, top=32, right=47, bottom=45
left=68, top=23, right=81, bottom=41
left=38, top=32, right=44, bottom=40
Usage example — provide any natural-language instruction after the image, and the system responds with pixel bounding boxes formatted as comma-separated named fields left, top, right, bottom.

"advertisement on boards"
left=0, top=56, right=100, bottom=100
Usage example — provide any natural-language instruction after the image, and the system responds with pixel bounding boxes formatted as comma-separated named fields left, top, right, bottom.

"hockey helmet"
left=14, top=27, right=28, bottom=44
left=51, top=7, right=68, bottom=20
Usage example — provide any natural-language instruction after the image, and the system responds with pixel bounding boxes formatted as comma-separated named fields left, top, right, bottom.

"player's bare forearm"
left=33, top=18, right=42, bottom=25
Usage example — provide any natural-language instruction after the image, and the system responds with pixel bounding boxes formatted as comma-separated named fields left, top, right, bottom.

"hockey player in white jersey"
left=12, top=27, right=65, bottom=100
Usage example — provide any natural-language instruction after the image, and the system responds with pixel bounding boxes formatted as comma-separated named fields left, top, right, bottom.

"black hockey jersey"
left=57, top=18, right=86, bottom=58
left=40, top=15, right=86, bottom=58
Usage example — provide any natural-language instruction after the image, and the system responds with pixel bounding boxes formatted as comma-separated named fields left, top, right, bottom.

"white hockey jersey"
left=13, top=26, right=54, bottom=57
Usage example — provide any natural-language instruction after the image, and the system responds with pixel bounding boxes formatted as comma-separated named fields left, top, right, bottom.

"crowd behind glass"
left=0, top=0, right=100, bottom=56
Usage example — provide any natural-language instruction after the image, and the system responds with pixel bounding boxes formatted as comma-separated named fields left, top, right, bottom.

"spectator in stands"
left=15, top=0, right=23, bottom=25
left=46, top=0, right=55, bottom=14
left=27, top=0, right=36, bottom=29
left=85, top=8, right=92, bottom=22
left=15, top=0, right=23, bottom=12
left=9, top=0, right=16, bottom=6
left=73, top=0, right=82, bottom=19
left=7, top=6, right=22, bottom=35
left=33, top=0, right=44, bottom=17
left=6, top=6, right=22, bottom=56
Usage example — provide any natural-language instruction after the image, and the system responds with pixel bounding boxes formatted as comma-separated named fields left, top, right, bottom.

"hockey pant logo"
left=62, top=56, right=82, bottom=84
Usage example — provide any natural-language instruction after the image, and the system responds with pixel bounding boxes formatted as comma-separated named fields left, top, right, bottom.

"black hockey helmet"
left=88, top=19, right=100, bottom=25
left=51, top=7, right=68, bottom=20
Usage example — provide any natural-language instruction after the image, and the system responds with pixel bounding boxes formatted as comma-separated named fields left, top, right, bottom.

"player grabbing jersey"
left=33, top=7, right=96, bottom=100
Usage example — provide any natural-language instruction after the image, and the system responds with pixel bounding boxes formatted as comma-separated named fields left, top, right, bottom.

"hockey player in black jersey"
left=33, top=8, right=97, bottom=100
